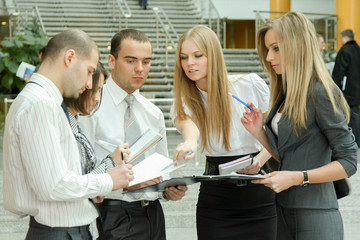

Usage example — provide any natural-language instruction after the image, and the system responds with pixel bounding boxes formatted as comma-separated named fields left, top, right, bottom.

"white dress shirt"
left=171, top=73, right=270, bottom=156
left=79, top=76, right=168, bottom=201
left=2, top=73, right=113, bottom=227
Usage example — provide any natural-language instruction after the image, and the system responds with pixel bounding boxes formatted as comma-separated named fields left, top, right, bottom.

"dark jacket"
left=332, top=40, right=360, bottom=106
left=265, top=82, right=357, bottom=209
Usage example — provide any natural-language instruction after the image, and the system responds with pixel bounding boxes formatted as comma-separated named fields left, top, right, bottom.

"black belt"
left=101, top=199, right=154, bottom=208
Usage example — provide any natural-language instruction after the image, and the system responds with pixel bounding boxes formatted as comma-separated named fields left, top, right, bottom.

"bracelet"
left=106, top=154, right=116, bottom=167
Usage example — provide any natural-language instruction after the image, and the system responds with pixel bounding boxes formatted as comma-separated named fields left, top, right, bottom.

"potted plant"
left=0, top=17, right=48, bottom=94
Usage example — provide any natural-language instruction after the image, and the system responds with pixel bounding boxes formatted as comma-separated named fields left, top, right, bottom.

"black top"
left=332, top=40, right=360, bottom=106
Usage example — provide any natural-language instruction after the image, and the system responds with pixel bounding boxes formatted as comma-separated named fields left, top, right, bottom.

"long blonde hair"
left=257, top=12, right=350, bottom=134
left=174, top=25, right=231, bottom=152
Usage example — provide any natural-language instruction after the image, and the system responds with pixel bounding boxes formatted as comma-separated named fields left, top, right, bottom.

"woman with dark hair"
left=65, top=62, right=130, bottom=238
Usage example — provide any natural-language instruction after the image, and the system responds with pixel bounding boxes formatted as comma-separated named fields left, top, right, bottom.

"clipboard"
left=196, top=173, right=264, bottom=181
left=124, top=176, right=200, bottom=193
left=124, top=173, right=264, bottom=193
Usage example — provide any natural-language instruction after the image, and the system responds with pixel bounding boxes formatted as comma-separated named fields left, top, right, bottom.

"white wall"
left=213, top=0, right=269, bottom=20
left=194, top=0, right=335, bottom=20
left=291, top=0, right=335, bottom=15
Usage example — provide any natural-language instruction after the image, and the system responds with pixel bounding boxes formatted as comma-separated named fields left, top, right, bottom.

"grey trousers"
left=25, top=217, right=92, bottom=240
left=277, top=205, right=343, bottom=240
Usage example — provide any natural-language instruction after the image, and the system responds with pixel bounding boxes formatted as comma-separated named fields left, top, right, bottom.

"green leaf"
left=0, top=61, right=4, bottom=72
left=23, top=34, right=36, bottom=45
left=1, top=40, right=14, bottom=48
left=15, top=76, right=25, bottom=89
left=14, top=39, right=24, bottom=48
left=4, top=61, right=19, bottom=74
left=2, top=72, right=14, bottom=87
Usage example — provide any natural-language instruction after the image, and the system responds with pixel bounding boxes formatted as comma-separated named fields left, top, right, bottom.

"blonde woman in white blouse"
left=171, top=25, right=276, bottom=240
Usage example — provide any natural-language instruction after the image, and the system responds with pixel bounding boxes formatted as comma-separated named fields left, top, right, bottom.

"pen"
left=186, top=150, right=194, bottom=156
left=121, top=152, right=125, bottom=164
left=228, top=92, right=254, bottom=111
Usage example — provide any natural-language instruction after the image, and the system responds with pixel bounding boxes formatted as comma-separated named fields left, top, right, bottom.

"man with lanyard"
left=3, top=29, right=134, bottom=239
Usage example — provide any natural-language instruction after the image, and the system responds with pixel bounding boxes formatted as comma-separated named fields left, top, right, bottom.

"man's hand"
left=94, top=196, right=105, bottom=203
left=163, top=185, right=188, bottom=201
left=107, top=164, right=134, bottom=190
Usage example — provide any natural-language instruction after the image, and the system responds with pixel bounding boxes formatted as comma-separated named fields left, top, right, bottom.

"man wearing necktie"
left=79, top=29, right=188, bottom=240
left=3, top=29, right=134, bottom=240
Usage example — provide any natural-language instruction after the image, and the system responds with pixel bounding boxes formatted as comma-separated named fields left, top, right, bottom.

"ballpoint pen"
left=228, top=92, right=254, bottom=111
left=121, top=152, right=125, bottom=164
left=186, top=150, right=194, bottom=156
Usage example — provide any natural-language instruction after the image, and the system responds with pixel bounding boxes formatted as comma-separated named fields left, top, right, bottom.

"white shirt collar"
left=106, top=75, right=140, bottom=106
left=30, top=73, right=63, bottom=106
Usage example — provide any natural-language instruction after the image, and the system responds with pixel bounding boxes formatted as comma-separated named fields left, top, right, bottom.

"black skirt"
left=196, top=154, right=277, bottom=240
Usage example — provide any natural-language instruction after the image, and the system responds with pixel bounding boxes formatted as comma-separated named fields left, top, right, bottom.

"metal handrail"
left=207, top=0, right=226, bottom=48
left=153, top=7, right=179, bottom=67
left=148, top=98, right=174, bottom=103
left=115, top=0, right=132, bottom=30
left=254, top=10, right=337, bottom=50
left=255, top=10, right=336, bottom=17
left=34, top=5, right=46, bottom=34
left=4, top=98, right=15, bottom=117
left=0, top=6, right=46, bottom=35
left=153, top=7, right=178, bottom=48
left=254, top=11, right=266, bottom=41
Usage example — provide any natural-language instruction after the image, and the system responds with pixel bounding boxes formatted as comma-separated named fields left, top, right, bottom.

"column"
left=270, top=0, right=291, bottom=19
left=335, top=0, right=360, bottom=50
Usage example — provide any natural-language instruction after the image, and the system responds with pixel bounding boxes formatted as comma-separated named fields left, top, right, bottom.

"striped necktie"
left=124, top=94, right=142, bottom=146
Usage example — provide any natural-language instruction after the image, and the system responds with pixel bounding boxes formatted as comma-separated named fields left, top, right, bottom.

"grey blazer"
left=265, top=82, right=358, bottom=209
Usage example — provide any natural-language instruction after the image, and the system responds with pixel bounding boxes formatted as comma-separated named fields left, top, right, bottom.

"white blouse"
left=171, top=73, right=270, bottom=156
left=271, top=111, right=282, bottom=137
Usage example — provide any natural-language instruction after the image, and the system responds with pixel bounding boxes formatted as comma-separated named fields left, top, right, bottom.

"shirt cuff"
left=96, top=173, right=113, bottom=196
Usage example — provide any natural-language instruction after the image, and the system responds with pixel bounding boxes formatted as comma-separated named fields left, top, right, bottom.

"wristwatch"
left=301, top=170, right=310, bottom=186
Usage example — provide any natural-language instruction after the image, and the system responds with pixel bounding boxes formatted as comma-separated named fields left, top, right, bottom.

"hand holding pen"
left=228, top=92, right=254, bottom=111
left=173, top=140, right=197, bottom=162
left=110, top=143, right=130, bottom=165
left=241, top=102, right=265, bottom=136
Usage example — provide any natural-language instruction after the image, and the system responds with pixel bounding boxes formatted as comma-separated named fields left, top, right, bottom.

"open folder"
left=124, top=172, right=264, bottom=193
left=96, top=129, right=162, bottom=165
left=128, top=153, right=186, bottom=187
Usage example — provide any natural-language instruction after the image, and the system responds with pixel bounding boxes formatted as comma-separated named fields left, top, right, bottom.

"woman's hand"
left=251, top=171, right=303, bottom=193
left=237, top=158, right=262, bottom=175
left=173, top=139, right=197, bottom=162
left=241, top=102, right=265, bottom=137
left=110, top=143, right=130, bottom=164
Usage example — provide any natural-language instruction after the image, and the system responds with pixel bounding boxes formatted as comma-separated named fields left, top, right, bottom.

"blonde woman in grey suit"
left=241, top=12, right=358, bottom=240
